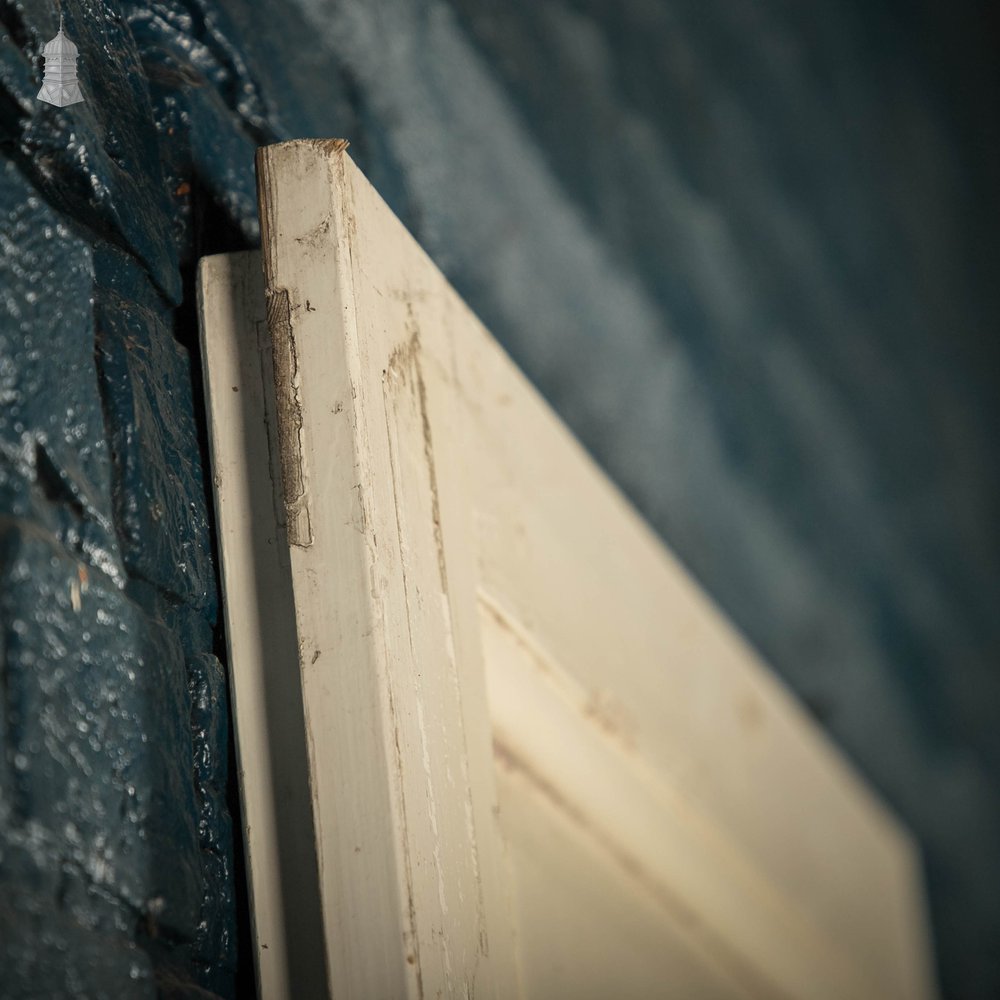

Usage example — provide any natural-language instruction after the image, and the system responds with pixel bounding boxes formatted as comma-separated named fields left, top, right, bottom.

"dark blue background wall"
left=1, top=1, right=997, bottom=997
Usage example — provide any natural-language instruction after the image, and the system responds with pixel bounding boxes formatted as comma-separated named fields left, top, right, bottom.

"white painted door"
left=198, top=140, right=936, bottom=1000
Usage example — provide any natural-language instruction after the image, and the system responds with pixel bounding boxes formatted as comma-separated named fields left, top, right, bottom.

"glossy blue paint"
left=0, top=0, right=267, bottom=993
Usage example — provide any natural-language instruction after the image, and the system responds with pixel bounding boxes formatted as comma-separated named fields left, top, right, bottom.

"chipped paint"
left=264, top=287, right=313, bottom=547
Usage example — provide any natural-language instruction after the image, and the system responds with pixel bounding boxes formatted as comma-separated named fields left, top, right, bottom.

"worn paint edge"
left=264, top=286, right=313, bottom=547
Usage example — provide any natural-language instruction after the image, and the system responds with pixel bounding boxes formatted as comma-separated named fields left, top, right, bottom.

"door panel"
left=198, top=140, right=935, bottom=999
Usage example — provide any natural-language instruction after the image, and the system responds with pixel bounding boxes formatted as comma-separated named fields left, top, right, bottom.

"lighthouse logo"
left=37, top=17, right=84, bottom=107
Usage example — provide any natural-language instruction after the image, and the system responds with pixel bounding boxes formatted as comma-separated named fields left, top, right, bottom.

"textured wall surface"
left=0, top=0, right=263, bottom=994
left=1, top=1, right=997, bottom=997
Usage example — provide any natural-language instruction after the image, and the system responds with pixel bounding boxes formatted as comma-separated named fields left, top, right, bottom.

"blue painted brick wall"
left=0, top=0, right=262, bottom=993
